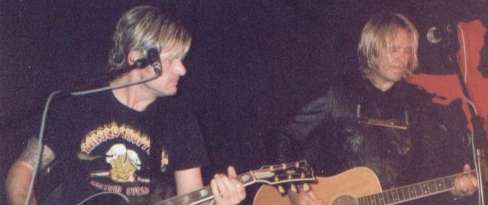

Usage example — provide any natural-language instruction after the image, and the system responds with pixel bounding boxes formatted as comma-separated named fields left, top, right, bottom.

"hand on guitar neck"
left=210, top=166, right=246, bottom=205
left=451, top=164, right=478, bottom=197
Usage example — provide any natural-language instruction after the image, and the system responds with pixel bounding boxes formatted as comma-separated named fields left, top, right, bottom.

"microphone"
left=110, top=48, right=161, bottom=79
left=131, top=48, right=160, bottom=70
left=426, top=26, right=443, bottom=44
left=426, top=23, right=456, bottom=45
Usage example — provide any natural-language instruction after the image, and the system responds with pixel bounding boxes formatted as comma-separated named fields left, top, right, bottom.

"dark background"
left=1, top=0, right=486, bottom=204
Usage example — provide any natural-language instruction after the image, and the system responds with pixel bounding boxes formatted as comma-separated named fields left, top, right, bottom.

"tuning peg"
left=278, top=185, right=286, bottom=194
left=302, top=183, right=310, bottom=192
left=290, top=184, right=298, bottom=193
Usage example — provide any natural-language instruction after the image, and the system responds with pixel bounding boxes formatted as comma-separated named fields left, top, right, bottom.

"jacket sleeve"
left=416, top=98, right=472, bottom=179
left=271, top=90, right=339, bottom=164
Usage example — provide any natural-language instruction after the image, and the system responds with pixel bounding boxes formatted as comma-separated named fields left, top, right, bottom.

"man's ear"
left=127, top=50, right=144, bottom=66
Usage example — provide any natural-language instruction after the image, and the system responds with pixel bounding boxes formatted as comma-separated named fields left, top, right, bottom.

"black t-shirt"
left=41, top=91, right=208, bottom=204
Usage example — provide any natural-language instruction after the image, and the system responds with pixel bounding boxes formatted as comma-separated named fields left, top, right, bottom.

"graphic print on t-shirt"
left=78, top=121, right=169, bottom=197
left=105, top=143, right=141, bottom=183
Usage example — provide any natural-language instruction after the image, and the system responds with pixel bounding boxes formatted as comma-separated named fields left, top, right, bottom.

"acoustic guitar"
left=254, top=166, right=473, bottom=205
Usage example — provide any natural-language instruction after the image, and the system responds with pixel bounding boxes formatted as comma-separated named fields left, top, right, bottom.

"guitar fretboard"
left=154, top=172, right=254, bottom=205
left=357, top=171, right=473, bottom=205
left=154, top=160, right=314, bottom=205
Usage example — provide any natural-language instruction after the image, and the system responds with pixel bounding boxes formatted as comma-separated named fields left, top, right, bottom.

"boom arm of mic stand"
left=471, top=115, right=487, bottom=205
left=452, top=43, right=487, bottom=205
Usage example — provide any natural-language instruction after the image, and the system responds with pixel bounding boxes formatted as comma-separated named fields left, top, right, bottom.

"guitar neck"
left=77, top=161, right=313, bottom=205
left=154, top=172, right=256, bottom=205
left=358, top=171, right=473, bottom=205
left=154, top=160, right=314, bottom=205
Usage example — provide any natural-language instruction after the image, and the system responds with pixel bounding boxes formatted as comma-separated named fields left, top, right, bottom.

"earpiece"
left=132, top=48, right=160, bottom=69
left=146, top=48, right=162, bottom=74
left=110, top=48, right=161, bottom=80
left=132, top=58, right=150, bottom=68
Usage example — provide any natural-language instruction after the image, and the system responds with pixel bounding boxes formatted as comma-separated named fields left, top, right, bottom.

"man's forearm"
left=7, top=138, right=55, bottom=205
left=6, top=161, right=37, bottom=205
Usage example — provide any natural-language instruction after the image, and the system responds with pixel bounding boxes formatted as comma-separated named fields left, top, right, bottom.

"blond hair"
left=358, top=13, right=419, bottom=76
left=108, top=5, right=191, bottom=72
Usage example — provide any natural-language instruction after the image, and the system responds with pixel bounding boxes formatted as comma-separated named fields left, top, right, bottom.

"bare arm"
left=5, top=138, right=55, bottom=205
left=174, top=167, right=204, bottom=195
left=6, top=161, right=37, bottom=205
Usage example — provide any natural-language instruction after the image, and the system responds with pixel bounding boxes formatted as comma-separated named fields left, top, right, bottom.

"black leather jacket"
left=273, top=77, right=470, bottom=190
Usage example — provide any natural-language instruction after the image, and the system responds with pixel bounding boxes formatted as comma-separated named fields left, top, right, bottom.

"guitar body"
left=76, top=192, right=130, bottom=205
left=253, top=167, right=382, bottom=205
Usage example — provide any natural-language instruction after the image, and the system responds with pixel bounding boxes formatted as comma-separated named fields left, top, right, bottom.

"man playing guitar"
left=6, top=5, right=245, bottom=205
left=272, top=12, right=478, bottom=205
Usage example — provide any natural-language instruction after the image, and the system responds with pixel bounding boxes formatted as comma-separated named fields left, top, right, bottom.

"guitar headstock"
left=252, top=160, right=315, bottom=186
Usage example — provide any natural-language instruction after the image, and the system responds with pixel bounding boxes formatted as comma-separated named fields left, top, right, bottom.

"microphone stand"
left=471, top=116, right=486, bottom=205
left=454, top=55, right=486, bottom=205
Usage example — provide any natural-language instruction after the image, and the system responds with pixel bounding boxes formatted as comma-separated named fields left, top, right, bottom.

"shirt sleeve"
left=167, top=109, right=209, bottom=171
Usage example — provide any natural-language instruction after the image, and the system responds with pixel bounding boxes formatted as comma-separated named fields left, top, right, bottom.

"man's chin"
left=392, top=76, right=404, bottom=82
left=162, top=89, right=178, bottom=97
left=389, top=73, right=406, bottom=82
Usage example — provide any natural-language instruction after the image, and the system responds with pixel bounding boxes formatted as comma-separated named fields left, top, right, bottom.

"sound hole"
left=331, top=195, right=358, bottom=205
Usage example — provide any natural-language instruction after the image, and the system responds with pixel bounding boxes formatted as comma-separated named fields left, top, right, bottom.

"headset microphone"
left=151, top=60, right=162, bottom=75
left=111, top=48, right=161, bottom=79
left=132, top=48, right=160, bottom=69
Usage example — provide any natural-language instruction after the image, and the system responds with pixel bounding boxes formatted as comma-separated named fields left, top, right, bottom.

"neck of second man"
left=110, top=75, right=157, bottom=112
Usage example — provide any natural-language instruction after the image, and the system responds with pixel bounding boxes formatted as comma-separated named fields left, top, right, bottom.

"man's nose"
left=396, top=52, right=410, bottom=65
left=175, top=62, right=186, bottom=76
